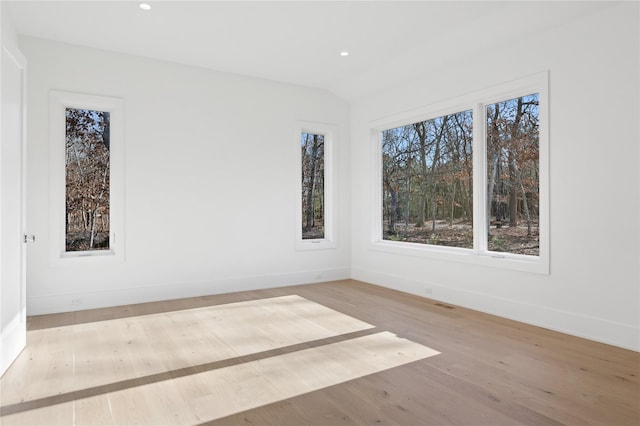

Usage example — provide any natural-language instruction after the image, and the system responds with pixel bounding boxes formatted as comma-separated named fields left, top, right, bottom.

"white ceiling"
left=4, top=1, right=613, bottom=101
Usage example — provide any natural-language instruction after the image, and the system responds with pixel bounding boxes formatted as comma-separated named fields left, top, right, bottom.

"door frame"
left=1, top=43, right=27, bottom=377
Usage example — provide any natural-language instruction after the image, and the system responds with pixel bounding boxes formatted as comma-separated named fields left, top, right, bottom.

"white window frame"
left=49, top=91, right=125, bottom=264
left=295, top=121, right=337, bottom=250
left=370, top=72, right=549, bottom=274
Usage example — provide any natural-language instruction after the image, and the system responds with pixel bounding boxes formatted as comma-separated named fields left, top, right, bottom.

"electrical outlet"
left=425, top=288, right=433, bottom=295
left=71, top=297, right=83, bottom=305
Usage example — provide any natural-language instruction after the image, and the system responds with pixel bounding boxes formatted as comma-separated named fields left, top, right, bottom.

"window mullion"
left=473, top=102, right=488, bottom=254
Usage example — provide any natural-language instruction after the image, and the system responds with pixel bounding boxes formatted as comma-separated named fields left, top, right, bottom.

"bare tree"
left=301, top=133, right=324, bottom=238
left=65, top=108, right=110, bottom=251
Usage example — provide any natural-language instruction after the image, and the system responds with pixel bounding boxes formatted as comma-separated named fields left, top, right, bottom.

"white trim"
left=1, top=44, right=28, bottom=376
left=27, top=267, right=351, bottom=315
left=352, top=267, right=639, bottom=352
left=369, top=72, right=549, bottom=274
left=473, top=101, right=488, bottom=254
left=295, top=121, right=337, bottom=251
left=49, top=91, right=125, bottom=265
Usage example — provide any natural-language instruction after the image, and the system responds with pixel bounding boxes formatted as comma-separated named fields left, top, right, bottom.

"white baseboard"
left=27, top=265, right=638, bottom=352
left=27, top=267, right=350, bottom=316
left=351, top=267, right=640, bottom=352
left=1, top=308, right=26, bottom=376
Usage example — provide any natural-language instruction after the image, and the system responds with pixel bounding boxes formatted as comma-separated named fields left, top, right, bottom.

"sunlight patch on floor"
left=0, top=295, right=440, bottom=425
left=120, top=331, right=437, bottom=424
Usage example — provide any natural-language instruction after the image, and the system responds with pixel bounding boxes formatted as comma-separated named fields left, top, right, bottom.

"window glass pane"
left=486, top=93, right=539, bottom=256
left=382, top=110, right=473, bottom=248
left=65, top=108, right=110, bottom=251
left=301, top=132, right=325, bottom=239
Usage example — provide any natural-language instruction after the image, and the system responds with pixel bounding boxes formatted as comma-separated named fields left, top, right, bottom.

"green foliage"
left=490, top=235, right=506, bottom=252
left=388, top=234, right=404, bottom=242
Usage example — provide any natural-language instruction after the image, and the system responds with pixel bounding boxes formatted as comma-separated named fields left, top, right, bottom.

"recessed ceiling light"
left=340, top=51, right=350, bottom=57
left=139, top=3, right=152, bottom=11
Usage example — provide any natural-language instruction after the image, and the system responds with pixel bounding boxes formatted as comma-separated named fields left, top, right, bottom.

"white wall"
left=15, top=3, right=640, bottom=351
left=21, top=37, right=351, bottom=314
left=350, top=3, right=640, bottom=351
left=1, top=4, right=19, bottom=51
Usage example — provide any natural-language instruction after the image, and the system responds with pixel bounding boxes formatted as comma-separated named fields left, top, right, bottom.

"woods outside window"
left=373, top=72, right=548, bottom=273
left=65, top=107, right=111, bottom=252
left=301, top=132, right=325, bottom=240
left=485, top=94, right=540, bottom=256
left=382, top=109, right=474, bottom=249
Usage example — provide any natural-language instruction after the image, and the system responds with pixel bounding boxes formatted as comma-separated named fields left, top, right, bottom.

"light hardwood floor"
left=1, top=279, right=638, bottom=425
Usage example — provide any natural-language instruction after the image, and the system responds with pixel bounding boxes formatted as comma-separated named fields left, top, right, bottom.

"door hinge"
left=24, top=234, right=35, bottom=243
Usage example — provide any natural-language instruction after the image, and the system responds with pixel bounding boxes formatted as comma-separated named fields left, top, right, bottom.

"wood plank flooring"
left=1, top=279, right=638, bottom=425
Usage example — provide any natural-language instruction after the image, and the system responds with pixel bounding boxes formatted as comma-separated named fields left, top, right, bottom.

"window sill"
left=369, top=240, right=549, bottom=275
left=51, top=248, right=124, bottom=266
left=296, top=239, right=337, bottom=251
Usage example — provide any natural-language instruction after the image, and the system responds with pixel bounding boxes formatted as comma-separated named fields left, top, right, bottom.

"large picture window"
left=50, top=91, right=124, bottom=262
left=382, top=110, right=473, bottom=248
left=373, top=72, right=548, bottom=273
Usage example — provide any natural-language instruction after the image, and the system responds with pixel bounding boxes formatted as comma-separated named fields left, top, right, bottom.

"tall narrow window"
left=50, top=91, right=124, bottom=262
left=296, top=122, right=336, bottom=250
left=382, top=110, right=473, bottom=248
left=65, top=108, right=111, bottom=251
left=486, top=94, right=539, bottom=256
left=301, top=132, right=325, bottom=240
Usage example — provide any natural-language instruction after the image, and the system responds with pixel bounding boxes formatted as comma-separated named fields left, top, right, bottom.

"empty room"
left=1, top=1, right=639, bottom=425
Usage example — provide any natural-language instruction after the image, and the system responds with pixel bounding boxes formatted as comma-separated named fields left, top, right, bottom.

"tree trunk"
left=429, top=116, right=447, bottom=235
left=89, top=209, right=97, bottom=249
left=450, top=180, right=456, bottom=226
left=511, top=157, right=532, bottom=237
left=487, top=104, right=501, bottom=235
left=391, top=187, right=400, bottom=234
left=414, top=122, right=427, bottom=228
left=508, top=149, right=518, bottom=227
left=383, top=173, right=398, bottom=235
left=101, top=112, right=110, bottom=151
left=304, top=134, right=320, bottom=232
left=508, top=97, right=525, bottom=228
